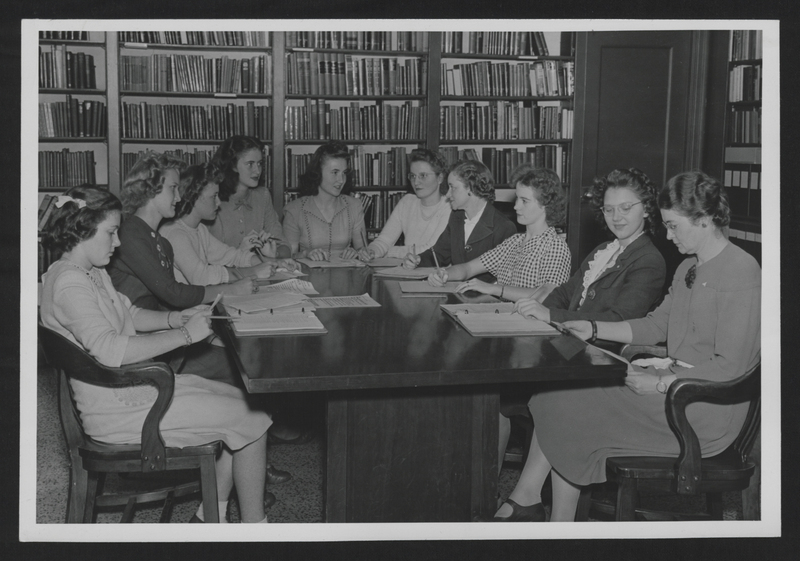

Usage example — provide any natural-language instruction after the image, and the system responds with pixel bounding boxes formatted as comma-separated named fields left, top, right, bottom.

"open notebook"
left=442, top=305, right=558, bottom=337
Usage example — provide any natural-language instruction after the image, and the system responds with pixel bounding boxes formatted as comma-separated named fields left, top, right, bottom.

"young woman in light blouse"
left=282, top=141, right=367, bottom=261
left=207, top=135, right=291, bottom=258
left=160, top=163, right=298, bottom=286
left=356, top=148, right=451, bottom=261
left=40, top=186, right=271, bottom=523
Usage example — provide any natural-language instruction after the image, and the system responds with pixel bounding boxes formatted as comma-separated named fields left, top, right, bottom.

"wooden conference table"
left=216, top=265, right=627, bottom=523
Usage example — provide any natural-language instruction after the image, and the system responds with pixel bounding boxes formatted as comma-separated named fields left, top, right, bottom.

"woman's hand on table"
left=402, top=252, right=421, bottom=269
left=427, top=268, right=449, bottom=287
left=253, top=261, right=276, bottom=279
left=514, top=296, right=551, bottom=323
left=340, top=247, right=359, bottom=260
left=276, top=258, right=300, bottom=272
left=455, top=278, right=493, bottom=295
left=561, top=320, right=592, bottom=340
left=357, top=248, right=374, bottom=262
left=229, top=276, right=259, bottom=295
left=184, top=308, right=213, bottom=343
left=624, top=364, right=663, bottom=395
left=307, top=248, right=330, bottom=261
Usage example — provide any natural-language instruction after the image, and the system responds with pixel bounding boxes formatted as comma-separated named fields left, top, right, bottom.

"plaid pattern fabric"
left=479, top=228, right=571, bottom=288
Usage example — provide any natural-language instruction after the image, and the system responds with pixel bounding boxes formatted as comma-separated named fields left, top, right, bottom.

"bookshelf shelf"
left=285, top=94, right=426, bottom=101
left=440, top=95, right=572, bottom=102
left=439, top=139, right=571, bottom=145
left=121, top=138, right=251, bottom=145
left=121, top=42, right=271, bottom=53
left=286, top=47, right=426, bottom=57
left=728, top=58, right=762, bottom=66
left=285, top=139, right=424, bottom=145
left=120, top=91, right=273, bottom=99
left=40, top=88, right=106, bottom=95
left=39, top=137, right=107, bottom=143
left=40, top=39, right=106, bottom=47
left=728, top=100, right=762, bottom=107
left=441, top=53, right=573, bottom=62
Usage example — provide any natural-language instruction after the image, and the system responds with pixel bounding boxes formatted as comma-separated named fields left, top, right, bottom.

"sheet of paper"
left=365, top=257, right=404, bottom=268
left=373, top=266, right=438, bottom=279
left=296, top=256, right=366, bottom=268
left=306, top=293, right=381, bottom=308
left=399, top=281, right=462, bottom=293
left=258, top=269, right=308, bottom=283
left=256, top=278, right=319, bottom=294
left=232, top=311, right=327, bottom=336
left=223, top=292, right=308, bottom=313
left=454, top=312, right=558, bottom=336
left=440, top=302, right=516, bottom=316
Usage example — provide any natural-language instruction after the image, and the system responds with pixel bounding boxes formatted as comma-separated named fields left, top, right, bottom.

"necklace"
left=419, top=200, right=442, bottom=222
left=65, top=260, right=103, bottom=289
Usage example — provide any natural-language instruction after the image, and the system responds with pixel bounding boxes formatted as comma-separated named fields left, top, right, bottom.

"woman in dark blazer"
left=494, top=168, right=667, bottom=522
left=402, top=159, right=516, bottom=282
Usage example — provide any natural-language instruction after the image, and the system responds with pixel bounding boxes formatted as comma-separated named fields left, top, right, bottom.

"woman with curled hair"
left=160, top=163, right=297, bottom=287
left=40, top=186, right=272, bottom=523
left=207, top=135, right=290, bottom=258
left=402, top=159, right=517, bottom=282
left=496, top=171, right=759, bottom=523
left=282, top=141, right=367, bottom=261
left=108, top=152, right=257, bottom=313
left=357, top=148, right=451, bottom=261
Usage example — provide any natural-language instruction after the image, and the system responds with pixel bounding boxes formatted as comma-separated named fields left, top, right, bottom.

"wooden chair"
left=575, top=345, right=760, bottom=521
left=39, top=325, right=222, bottom=523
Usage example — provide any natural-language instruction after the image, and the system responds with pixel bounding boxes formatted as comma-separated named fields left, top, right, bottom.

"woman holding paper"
left=494, top=171, right=760, bottom=522
left=161, top=163, right=298, bottom=286
left=282, top=141, right=368, bottom=261
left=426, top=165, right=571, bottom=302
left=357, top=149, right=451, bottom=261
left=403, top=159, right=517, bottom=282
left=40, top=186, right=272, bottom=523
left=207, top=135, right=292, bottom=258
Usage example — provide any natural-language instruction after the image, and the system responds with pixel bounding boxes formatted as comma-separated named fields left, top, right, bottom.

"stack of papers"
left=296, top=256, right=366, bottom=268
left=445, top=310, right=558, bottom=337
left=223, top=292, right=308, bottom=314
left=365, top=257, right=404, bottom=268
left=399, top=281, right=462, bottom=293
left=256, top=278, right=319, bottom=294
left=373, top=266, right=438, bottom=279
left=230, top=310, right=327, bottom=336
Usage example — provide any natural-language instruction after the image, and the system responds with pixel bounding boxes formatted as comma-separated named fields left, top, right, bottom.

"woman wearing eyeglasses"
left=492, top=168, right=666, bottom=522
left=356, top=149, right=451, bottom=261
left=282, top=141, right=367, bottom=261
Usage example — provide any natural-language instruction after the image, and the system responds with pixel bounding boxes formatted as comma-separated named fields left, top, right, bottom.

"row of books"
left=439, top=103, right=572, bottom=141
left=437, top=146, right=568, bottom=185
left=723, top=164, right=760, bottom=190
left=284, top=31, right=427, bottom=52
left=118, top=31, right=270, bottom=47
left=283, top=100, right=427, bottom=142
left=728, top=64, right=761, bottom=103
left=39, top=149, right=97, bottom=188
left=727, top=107, right=761, bottom=144
left=357, top=191, right=407, bottom=230
left=40, top=31, right=90, bottom=41
left=441, top=60, right=573, bottom=98
left=121, top=101, right=273, bottom=141
left=729, top=30, right=763, bottom=61
left=122, top=149, right=273, bottom=188
left=441, top=32, right=550, bottom=57
left=39, top=97, right=107, bottom=138
left=286, top=52, right=428, bottom=97
left=349, top=147, right=413, bottom=189
left=725, top=164, right=761, bottom=222
left=38, top=194, right=59, bottom=230
left=39, top=46, right=98, bottom=90
left=120, top=53, right=273, bottom=94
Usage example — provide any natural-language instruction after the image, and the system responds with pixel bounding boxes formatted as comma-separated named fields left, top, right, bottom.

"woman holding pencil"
left=207, top=135, right=292, bottom=259
left=282, top=141, right=368, bottom=261
left=402, top=159, right=516, bottom=282
left=356, top=148, right=451, bottom=261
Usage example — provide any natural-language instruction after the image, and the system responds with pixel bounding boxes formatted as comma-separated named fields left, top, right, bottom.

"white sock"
left=195, top=500, right=229, bottom=523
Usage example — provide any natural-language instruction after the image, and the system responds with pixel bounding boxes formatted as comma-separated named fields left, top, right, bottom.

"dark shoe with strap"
left=266, top=464, right=292, bottom=485
left=264, top=491, right=276, bottom=510
left=493, top=499, right=547, bottom=522
left=268, top=428, right=315, bottom=446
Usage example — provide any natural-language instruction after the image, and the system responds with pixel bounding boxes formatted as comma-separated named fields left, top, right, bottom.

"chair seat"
left=607, top=447, right=756, bottom=483
left=79, top=438, right=221, bottom=461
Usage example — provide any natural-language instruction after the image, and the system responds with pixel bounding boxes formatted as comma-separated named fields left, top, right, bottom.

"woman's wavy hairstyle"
left=587, top=168, right=660, bottom=235
left=41, top=185, right=122, bottom=257
left=409, top=148, right=449, bottom=195
left=659, top=171, right=731, bottom=228
left=297, top=141, right=352, bottom=197
left=448, top=159, right=495, bottom=202
left=121, top=152, right=187, bottom=216
left=512, top=166, right=567, bottom=227
left=175, top=163, right=225, bottom=218
left=209, top=135, right=266, bottom=201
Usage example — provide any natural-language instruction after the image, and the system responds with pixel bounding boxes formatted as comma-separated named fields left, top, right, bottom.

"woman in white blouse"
left=357, top=149, right=451, bottom=261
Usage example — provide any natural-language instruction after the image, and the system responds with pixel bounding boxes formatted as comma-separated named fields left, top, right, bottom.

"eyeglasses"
left=600, top=201, right=643, bottom=216
left=662, top=221, right=678, bottom=231
left=408, top=172, right=435, bottom=183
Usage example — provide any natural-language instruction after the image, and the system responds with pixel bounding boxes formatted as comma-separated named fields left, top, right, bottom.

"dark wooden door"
left=569, top=31, right=707, bottom=274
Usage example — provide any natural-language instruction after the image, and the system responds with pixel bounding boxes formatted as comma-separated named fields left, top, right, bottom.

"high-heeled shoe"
left=266, top=464, right=292, bottom=484
left=493, top=499, right=546, bottom=522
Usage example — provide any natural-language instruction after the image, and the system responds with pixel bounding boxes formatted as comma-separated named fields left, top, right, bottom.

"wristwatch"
left=656, top=376, right=668, bottom=394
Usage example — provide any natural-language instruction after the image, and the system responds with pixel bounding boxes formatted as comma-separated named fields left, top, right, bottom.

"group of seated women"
left=39, top=133, right=760, bottom=524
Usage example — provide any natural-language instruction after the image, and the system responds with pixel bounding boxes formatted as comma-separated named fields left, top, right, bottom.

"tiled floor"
left=36, top=363, right=746, bottom=524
